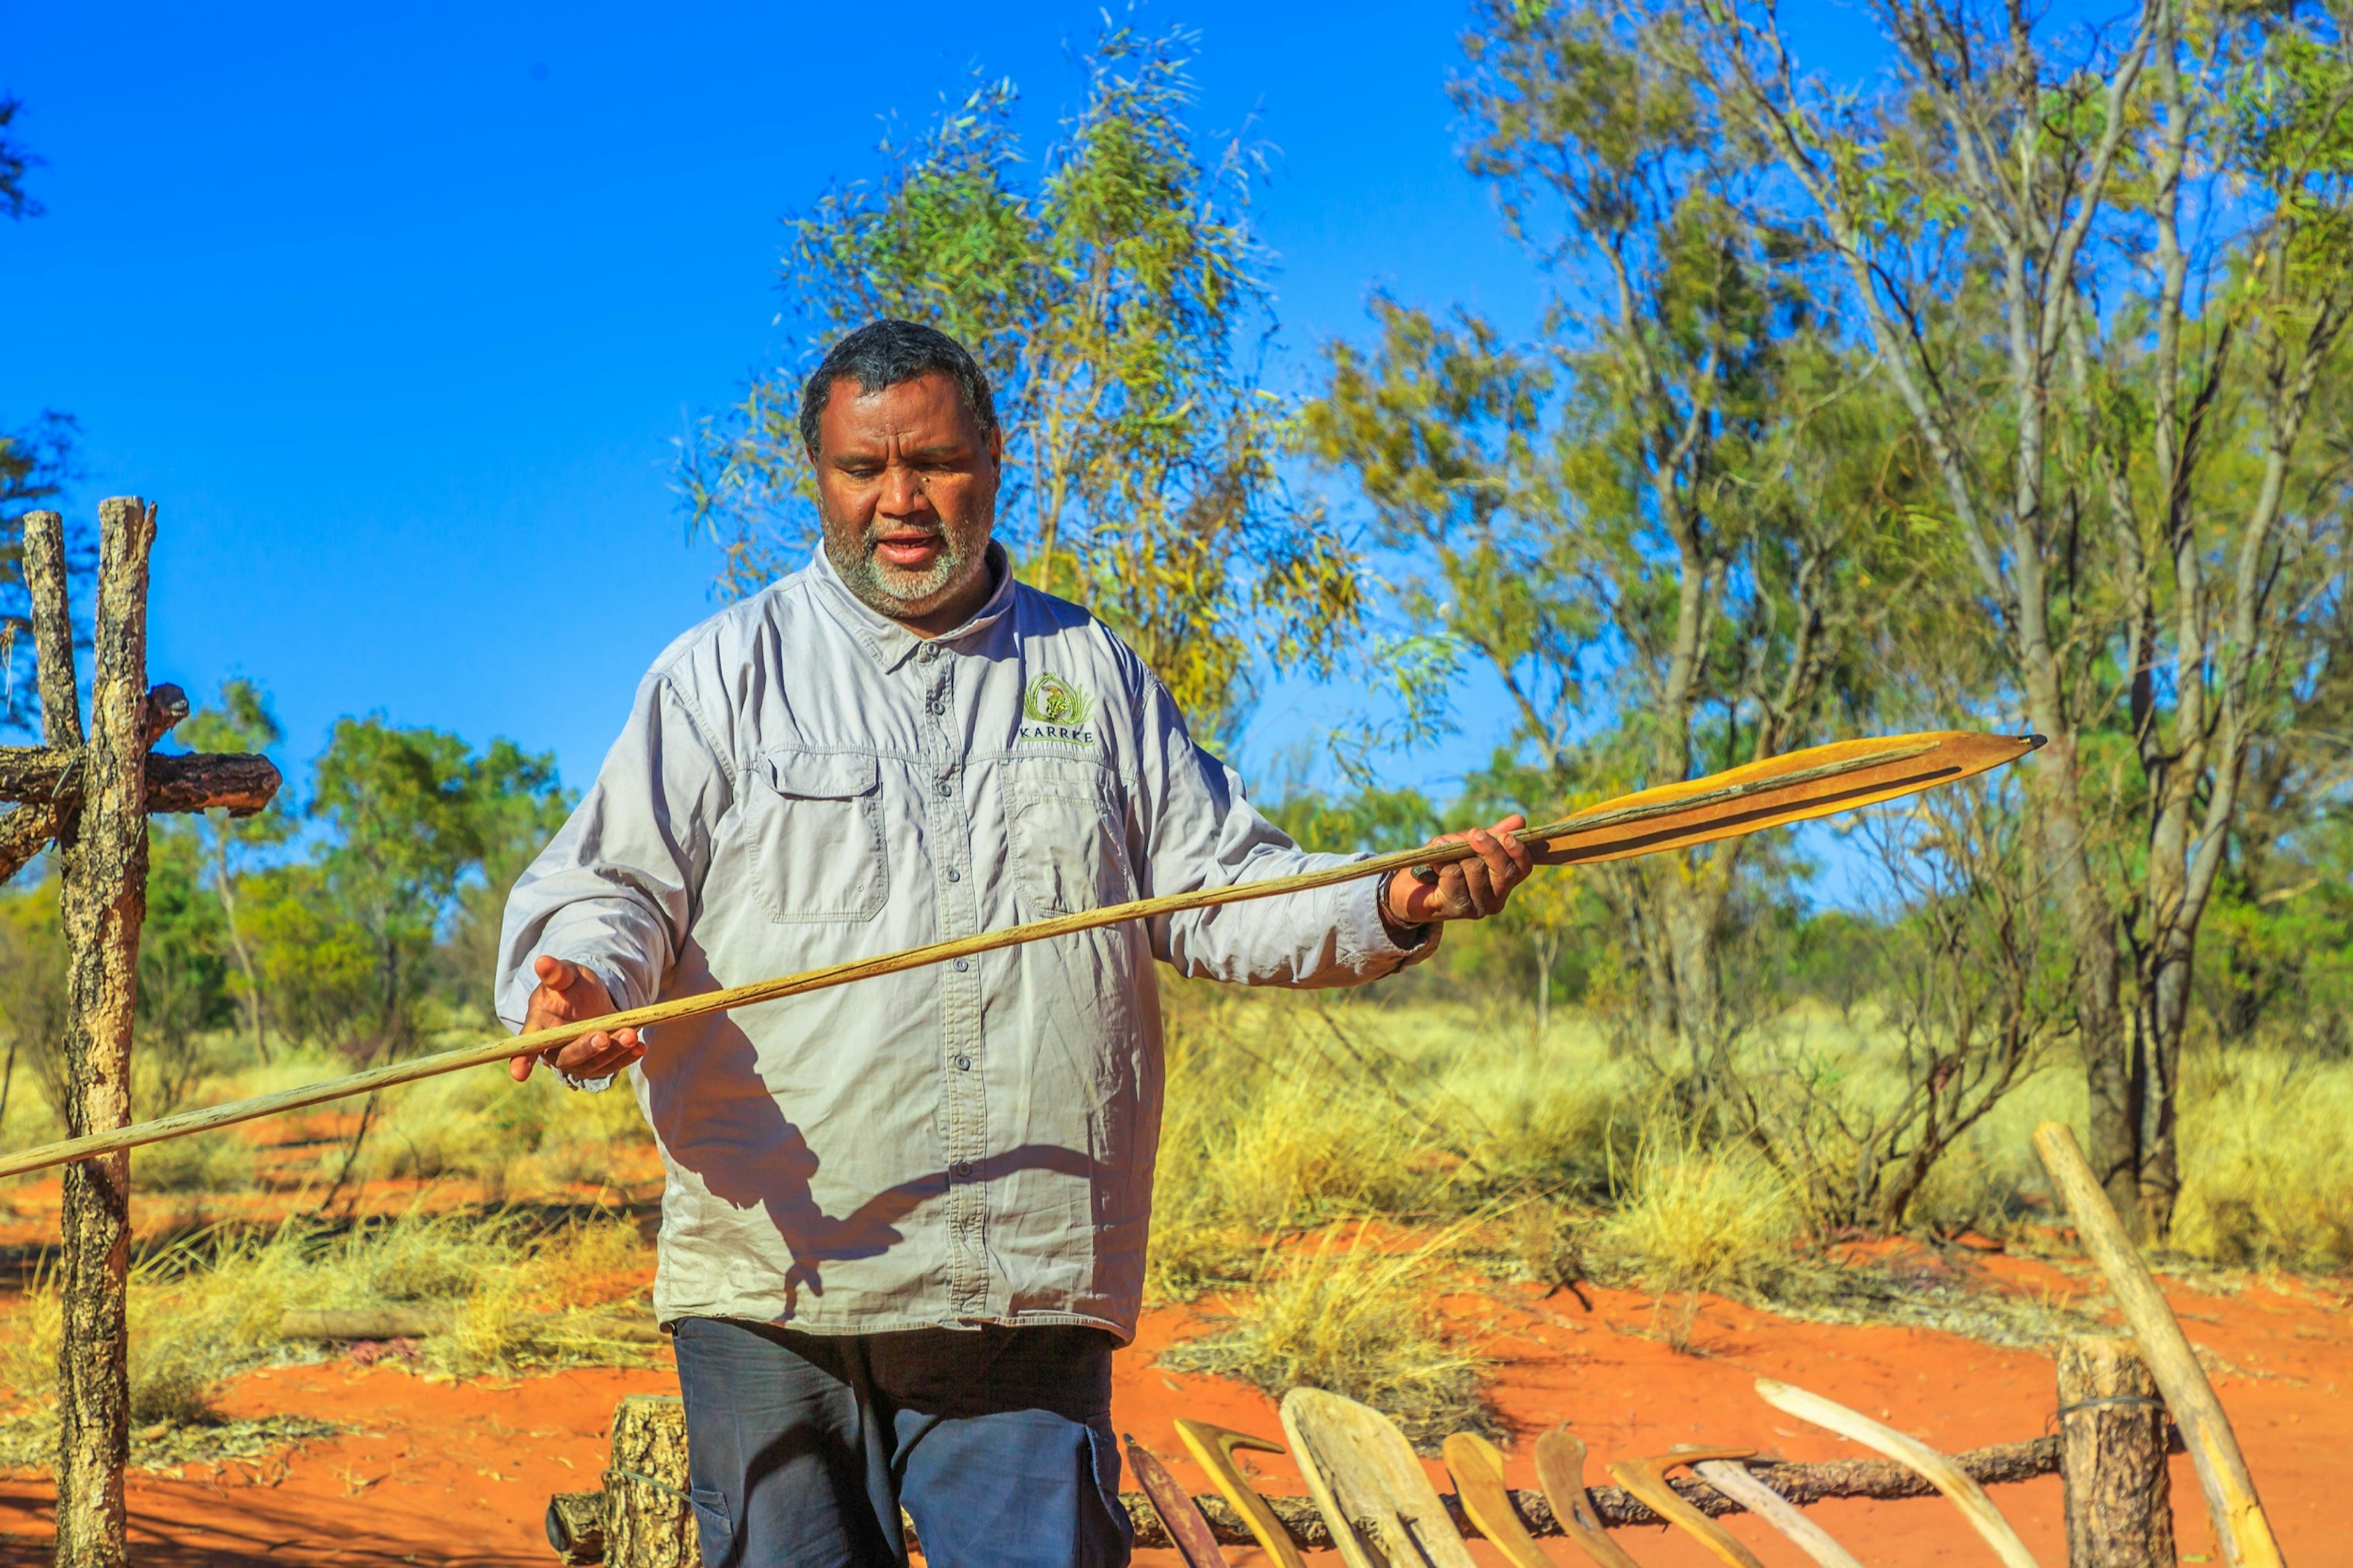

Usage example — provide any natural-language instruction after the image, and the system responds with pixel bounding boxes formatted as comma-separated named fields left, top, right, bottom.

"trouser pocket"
left=689, top=1484, right=737, bottom=1568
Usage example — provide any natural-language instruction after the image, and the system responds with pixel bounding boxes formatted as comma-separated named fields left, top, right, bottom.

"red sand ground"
left=2, top=1159, right=2347, bottom=1566
left=1, top=1242, right=2345, bottom=1567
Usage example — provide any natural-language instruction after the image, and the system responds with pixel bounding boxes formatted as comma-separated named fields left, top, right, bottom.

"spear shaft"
left=0, top=729, right=2038, bottom=1180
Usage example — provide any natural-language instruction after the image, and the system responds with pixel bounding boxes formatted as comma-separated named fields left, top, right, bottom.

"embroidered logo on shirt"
left=1020, top=672, right=1097, bottom=746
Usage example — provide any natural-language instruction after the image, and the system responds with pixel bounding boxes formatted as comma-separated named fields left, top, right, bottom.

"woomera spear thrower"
left=0, top=729, right=2040, bottom=1181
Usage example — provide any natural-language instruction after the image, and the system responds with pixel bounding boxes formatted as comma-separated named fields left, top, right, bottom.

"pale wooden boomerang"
left=0, top=729, right=2037, bottom=1180
left=1754, top=1380, right=2039, bottom=1568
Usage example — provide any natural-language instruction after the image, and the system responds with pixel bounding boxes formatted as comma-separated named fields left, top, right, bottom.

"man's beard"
left=825, top=519, right=977, bottom=616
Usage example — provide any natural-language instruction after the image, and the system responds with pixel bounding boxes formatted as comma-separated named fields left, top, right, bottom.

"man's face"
left=813, top=371, right=1002, bottom=630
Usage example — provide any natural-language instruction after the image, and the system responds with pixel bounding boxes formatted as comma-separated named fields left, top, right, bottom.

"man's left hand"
left=1381, top=813, right=1534, bottom=933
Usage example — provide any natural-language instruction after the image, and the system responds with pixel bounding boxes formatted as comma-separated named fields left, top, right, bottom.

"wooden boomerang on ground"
left=1175, top=1419, right=1305, bottom=1568
left=1689, top=1460, right=1864, bottom=1568
left=1606, top=1450, right=1768, bottom=1568
left=0, top=729, right=2037, bottom=1180
left=1532, top=1428, right=1644, bottom=1568
left=1126, top=1437, right=1230, bottom=1568
left=1442, top=1433, right=1556, bottom=1568
left=1755, top=1380, right=2040, bottom=1568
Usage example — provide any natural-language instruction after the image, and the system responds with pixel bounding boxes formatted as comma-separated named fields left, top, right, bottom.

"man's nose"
left=877, top=461, right=930, bottom=517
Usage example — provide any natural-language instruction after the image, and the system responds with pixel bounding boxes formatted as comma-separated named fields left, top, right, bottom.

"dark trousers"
left=671, top=1318, right=1132, bottom=1568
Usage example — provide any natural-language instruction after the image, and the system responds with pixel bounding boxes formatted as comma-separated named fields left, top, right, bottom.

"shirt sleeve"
left=495, top=666, right=733, bottom=1087
left=1126, top=668, right=1438, bottom=985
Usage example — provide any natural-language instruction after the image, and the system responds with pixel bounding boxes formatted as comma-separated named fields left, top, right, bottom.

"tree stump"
left=602, top=1395, right=698, bottom=1568
left=2059, top=1334, right=2175, bottom=1568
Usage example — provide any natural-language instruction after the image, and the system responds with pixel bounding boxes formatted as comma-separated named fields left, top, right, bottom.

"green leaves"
left=684, top=21, right=1352, bottom=746
left=300, top=718, right=570, bottom=1058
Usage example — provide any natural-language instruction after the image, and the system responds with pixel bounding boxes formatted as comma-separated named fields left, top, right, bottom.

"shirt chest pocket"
left=746, top=750, right=888, bottom=923
left=1006, top=771, right=1135, bottom=917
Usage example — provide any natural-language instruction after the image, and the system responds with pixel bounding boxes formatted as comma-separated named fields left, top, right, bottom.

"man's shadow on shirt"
left=642, top=998, right=1108, bottom=1316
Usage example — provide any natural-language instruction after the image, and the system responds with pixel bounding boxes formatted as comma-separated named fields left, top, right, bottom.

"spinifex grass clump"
left=1596, top=1130, right=1808, bottom=1298
left=0, top=1208, right=654, bottom=1471
left=1160, top=1223, right=1495, bottom=1451
left=2172, top=1048, right=2353, bottom=1267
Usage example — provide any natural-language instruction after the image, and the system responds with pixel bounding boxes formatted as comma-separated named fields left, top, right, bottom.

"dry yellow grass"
left=1594, top=1129, right=1807, bottom=1297
left=0, top=1208, right=654, bottom=1470
left=1158, top=1221, right=1493, bottom=1448
left=2170, top=1049, right=2353, bottom=1267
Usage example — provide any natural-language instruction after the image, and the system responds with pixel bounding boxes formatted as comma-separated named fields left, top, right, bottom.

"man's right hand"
left=510, top=955, right=646, bottom=1083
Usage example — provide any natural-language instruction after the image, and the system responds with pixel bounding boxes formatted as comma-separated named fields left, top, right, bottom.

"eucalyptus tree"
left=683, top=22, right=1357, bottom=746
left=176, top=680, right=290, bottom=1061
left=1302, top=1, right=1906, bottom=1099
left=1691, top=0, right=2353, bottom=1233
left=254, top=719, right=569, bottom=1062
left=0, top=92, right=39, bottom=220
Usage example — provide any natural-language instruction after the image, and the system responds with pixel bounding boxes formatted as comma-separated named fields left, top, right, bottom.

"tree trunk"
left=211, top=844, right=270, bottom=1062
left=1532, top=931, right=1555, bottom=1042
left=2026, top=721, right=2135, bottom=1233
left=2059, top=1335, right=2175, bottom=1568
left=53, top=497, right=156, bottom=1568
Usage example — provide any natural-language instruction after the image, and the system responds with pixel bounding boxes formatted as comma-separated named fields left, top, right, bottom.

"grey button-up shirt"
left=496, top=545, right=1433, bottom=1338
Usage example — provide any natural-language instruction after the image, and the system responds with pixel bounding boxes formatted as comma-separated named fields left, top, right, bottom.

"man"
left=496, top=320, right=1531, bottom=1568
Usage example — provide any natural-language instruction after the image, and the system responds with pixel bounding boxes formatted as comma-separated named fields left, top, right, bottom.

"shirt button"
left=946, top=868, right=961, bottom=882
left=951, top=1160, right=972, bottom=1178
left=953, top=1055, right=972, bottom=1071
left=937, top=779, right=954, bottom=797
left=953, top=958, right=969, bottom=972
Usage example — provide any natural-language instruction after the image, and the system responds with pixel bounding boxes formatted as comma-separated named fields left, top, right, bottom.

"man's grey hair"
left=798, top=320, right=999, bottom=456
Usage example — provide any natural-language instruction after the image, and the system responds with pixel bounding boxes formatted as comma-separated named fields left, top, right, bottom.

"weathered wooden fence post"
left=2058, top=1335, right=2175, bottom=1568
left=6, top=499, right=282, bottom=1568
left=49, top=497, right=154, bottom=1568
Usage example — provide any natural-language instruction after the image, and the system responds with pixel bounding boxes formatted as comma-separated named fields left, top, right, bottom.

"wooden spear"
left=0, top=729, right=2037, bottom=1180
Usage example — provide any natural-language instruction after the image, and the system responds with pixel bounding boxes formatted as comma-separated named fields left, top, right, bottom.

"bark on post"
left=1, top=510, right=82, bottom=882
left=52, top=497, right=156, bottom=1568
left=603, top=1395, right=698, bottom=1568
left=2059, top=1335, right=2175, bottom=1568
left=2036, top=1123, right=2280, bottom=1568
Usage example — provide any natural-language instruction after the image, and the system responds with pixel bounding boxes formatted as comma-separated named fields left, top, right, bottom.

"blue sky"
left=2, top=0, right=1900, bottom=813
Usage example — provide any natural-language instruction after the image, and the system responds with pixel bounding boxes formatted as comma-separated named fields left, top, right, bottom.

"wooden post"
left=2034, top=1123, right=2283, bottom=1568
left=51, top=497, right=156, bottom=1568
left=2059, top=1335, right=2175, bottom=1568
left=603, top=1395, right=699, bottom=1568
left=4, top=510, right=82, bottom=881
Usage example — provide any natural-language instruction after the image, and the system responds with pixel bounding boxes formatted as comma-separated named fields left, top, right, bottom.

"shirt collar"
left=806, top=539, right=1017, bottom=672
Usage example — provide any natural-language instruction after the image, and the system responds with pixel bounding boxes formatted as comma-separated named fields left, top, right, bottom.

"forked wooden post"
left=5, top=501, right=284, bottom=1568
left=2058, top=1335, right=2175, bottom=1568
left=49, top=498, right=154, bottom=1568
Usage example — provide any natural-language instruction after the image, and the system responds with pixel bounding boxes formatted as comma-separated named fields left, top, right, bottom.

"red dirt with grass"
left=2, top=1189, right=2346, bottom=1568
